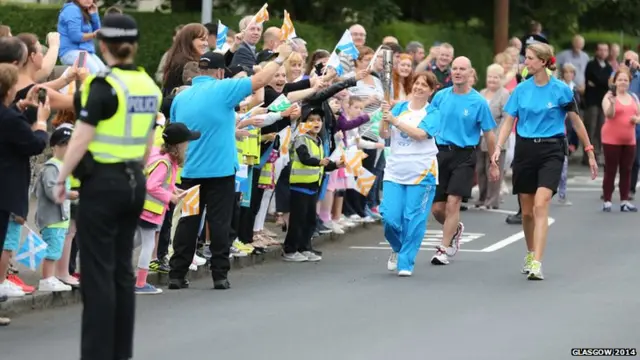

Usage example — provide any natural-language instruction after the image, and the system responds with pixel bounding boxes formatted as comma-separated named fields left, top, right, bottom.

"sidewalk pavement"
left=0, top=214, right=381, bottom=318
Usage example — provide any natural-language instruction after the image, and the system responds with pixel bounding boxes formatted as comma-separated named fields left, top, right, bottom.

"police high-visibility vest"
left=143, top=158, right=172, bottom=214
left=290, top=134, right=324, bottom=184
left=82, top=68, right=162, bottom=164
left=258, top=162, right=273, bottom=185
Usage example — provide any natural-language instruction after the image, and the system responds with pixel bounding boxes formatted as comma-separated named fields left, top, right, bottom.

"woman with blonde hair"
left=284, top=52, right=305, bottom=82
left=494, top=52, right=517, bottom=92
left=476, top=63, right=510, bottom=209
left=492, top=43, right=597, bottom=280
left=601, top=66, right=640, bottom=212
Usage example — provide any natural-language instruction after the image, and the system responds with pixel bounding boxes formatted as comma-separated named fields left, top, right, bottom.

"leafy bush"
left=1, top=4, right=495, bottom=86
left=555, top=31, right=639, bottom=53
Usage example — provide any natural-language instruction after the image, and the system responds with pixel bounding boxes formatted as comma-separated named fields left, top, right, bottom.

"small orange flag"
left=251, top=3, right=269, bottom=25
left=280, top=10, right=297, bottom=41
left=180, top=185, right=200, bottom=217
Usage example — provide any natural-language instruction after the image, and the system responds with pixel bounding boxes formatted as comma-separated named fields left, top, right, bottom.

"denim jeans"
left=60, top=50, right=107, bottom=74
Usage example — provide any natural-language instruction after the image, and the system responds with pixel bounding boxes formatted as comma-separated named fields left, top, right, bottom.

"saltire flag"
left=327, top=30, right=359, bottom=76
left=216, top=20, right=228, bottom=49
left=15, top=228, right=47, bottom=272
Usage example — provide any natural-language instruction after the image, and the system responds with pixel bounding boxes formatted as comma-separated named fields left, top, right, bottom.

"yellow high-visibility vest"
left=290, top=134, right=324, bottom=184
left=69, top=175, right=81, bottom=189
left=143, top=158, right=172, bottom=214
left=258, top=162, right=273, bottom=185
left=81, top=68, right=162, bottom=164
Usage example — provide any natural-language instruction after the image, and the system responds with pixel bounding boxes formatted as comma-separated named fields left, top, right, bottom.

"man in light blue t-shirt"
left=426, top=56, right=498, bottom=266
left=168, top=46, right=293, bottom=290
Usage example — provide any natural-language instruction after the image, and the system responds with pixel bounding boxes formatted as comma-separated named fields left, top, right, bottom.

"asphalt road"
left=2, top=171, right=639, bottom=360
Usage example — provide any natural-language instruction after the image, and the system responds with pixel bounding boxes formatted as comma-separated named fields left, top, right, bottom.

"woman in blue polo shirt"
left=491, top=43, right=598, bottom=281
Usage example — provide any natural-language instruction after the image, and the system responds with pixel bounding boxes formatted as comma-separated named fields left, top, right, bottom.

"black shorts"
left=512, top=135, right=565, bottom=195
left=434, top=146, right=477, bottom=203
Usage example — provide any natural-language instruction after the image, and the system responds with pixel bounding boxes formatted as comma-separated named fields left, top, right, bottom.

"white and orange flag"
left=280, top=10, right=297, bottom=41
left=355, top=168, right=376, bottom=196
left=180, top=185, right=201, bottom=217
left=298, top=121, right=315, bottom=135
left=251, top=3, right=269, bottom=25
left=344, top=147, right=366, bottom=176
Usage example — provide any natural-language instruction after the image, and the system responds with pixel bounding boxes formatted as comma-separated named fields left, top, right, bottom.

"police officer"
left=53, top=14, right=162, bottom=360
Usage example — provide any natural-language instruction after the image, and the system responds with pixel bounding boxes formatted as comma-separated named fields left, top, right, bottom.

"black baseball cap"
left=225, top=64, right=252, bottom=78
left=50, top=126, right=73, bottom=147
left=256, top=49, right=279, bottom=64
left=97, top=14, right=139, bottom=43
left=198, top=51, right=226, bottom=70
left=163, top=123, right=201, bottom=145
left=302, top=107, right=325, bottom=122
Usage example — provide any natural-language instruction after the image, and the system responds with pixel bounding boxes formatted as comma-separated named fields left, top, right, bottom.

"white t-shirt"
left=384, top=101, right=439, bottom=185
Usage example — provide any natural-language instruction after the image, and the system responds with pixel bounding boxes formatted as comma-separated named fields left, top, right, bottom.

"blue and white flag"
left=327, top=30, right=359, bottom=76
left=15, top=229, right=48, bottom=272
left=216, top=20, right=228, bottom=50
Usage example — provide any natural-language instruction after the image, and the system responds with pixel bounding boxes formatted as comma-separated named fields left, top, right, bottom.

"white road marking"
left=349, top=246, right=486, bottom=253
left=353, top=207, right=556, bottom=253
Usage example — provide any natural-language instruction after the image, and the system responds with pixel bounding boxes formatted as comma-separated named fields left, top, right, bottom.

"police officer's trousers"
left=76, top=162, right=146, bottom=360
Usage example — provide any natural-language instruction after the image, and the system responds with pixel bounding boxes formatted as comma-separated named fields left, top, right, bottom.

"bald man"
left=339, top=24, right=367, bottom=75
left=426, top=57, right=498, bottom=266
left=556, top=35, right=589, bottom=87
left=263, top=27, right=283, bottom=51
left=382, top=36, right=398, bottom=45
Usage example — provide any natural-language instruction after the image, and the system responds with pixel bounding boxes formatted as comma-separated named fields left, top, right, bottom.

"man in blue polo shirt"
left=427, top=56, right=497, bottom=266
left=168, top=46, right=293, bottom=290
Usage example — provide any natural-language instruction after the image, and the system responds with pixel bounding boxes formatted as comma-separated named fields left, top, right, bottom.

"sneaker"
left=0, top=317, right=10, bottom=326
left=230, top=246, right=249, bottom=257
left=38, top=277, right=72, bottom=292
left=7, top=274, right=34, bottom=295
left=527, top=260, right=544, bottom=280
left=387, top=252, right=398, bottom=271
left=302, top=251, right=322, bottom=262
left=621, top=202, right=638, bottom=212
left=349, top=214, right=363, bottom=222
left=361, top=215, right=376, bottom=223
left=189, top=263, right=198, bottom=271
left=135, top=283, right=163, bottom=295
left=203, top=246, right=212, bottom=259
left=232, top=239, right=255, bottom=253
left=505, top=213, right=522, bottom=225
left=149, top=259, right=170, bottom=274
left=317, top=223, right=332, bottom=234
left=0, top=280, right=25, bottom=297
left=431, top=246, right=449, bottom=265
left=557, top=197, right=572, bottom=206
left=282, top=252, right=308, bottom=262
left=398, top=270, right=412, bottom=277
left=325, top=221, right=345, bottom=235
left=447, top=222, right=464, bottom=257
left=521, top=252, right=534, bottom=274
left=193, top=254, right=207, bottom=266
left=366, top=207, right=382, bottom=220
left=603, top=201, right=612, bottom=212
left=339, top=218, right=357, bottom=228
left=311, top=230, right=320, bottom=239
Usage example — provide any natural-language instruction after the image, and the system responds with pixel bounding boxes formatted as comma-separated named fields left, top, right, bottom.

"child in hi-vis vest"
left=35, top=127, right=79, bottom=292
left=134, top=123, right=200, bottom=294
left=283, top=108, right=344, bottom=263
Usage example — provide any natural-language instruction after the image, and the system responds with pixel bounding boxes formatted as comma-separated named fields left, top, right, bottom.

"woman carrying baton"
left=53, top=14, right=162, bottom=360
left=491, top=43, right=598, bottom=281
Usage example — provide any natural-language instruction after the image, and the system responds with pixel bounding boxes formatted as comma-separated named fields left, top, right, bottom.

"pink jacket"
left=140, top=147, right=178, bottom=225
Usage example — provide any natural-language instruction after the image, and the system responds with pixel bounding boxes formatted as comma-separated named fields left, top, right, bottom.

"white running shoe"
left=387, top=252, right=398, bottom=271
left=431, top=246, right=450, bottom=265
left=301, top=251, right=322, bottom=262
left=398, top=270, right=412, bottom=277
left=193, top=254, right=207, bottom=266
left=0, top=280, right=25, bottom=297
left=38, top=277, right=72, bottom=292
left=446, top=222, right=464, bottom=257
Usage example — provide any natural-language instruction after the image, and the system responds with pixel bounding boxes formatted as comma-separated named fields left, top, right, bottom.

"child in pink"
left=134, top=123, right=200, bottom=294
